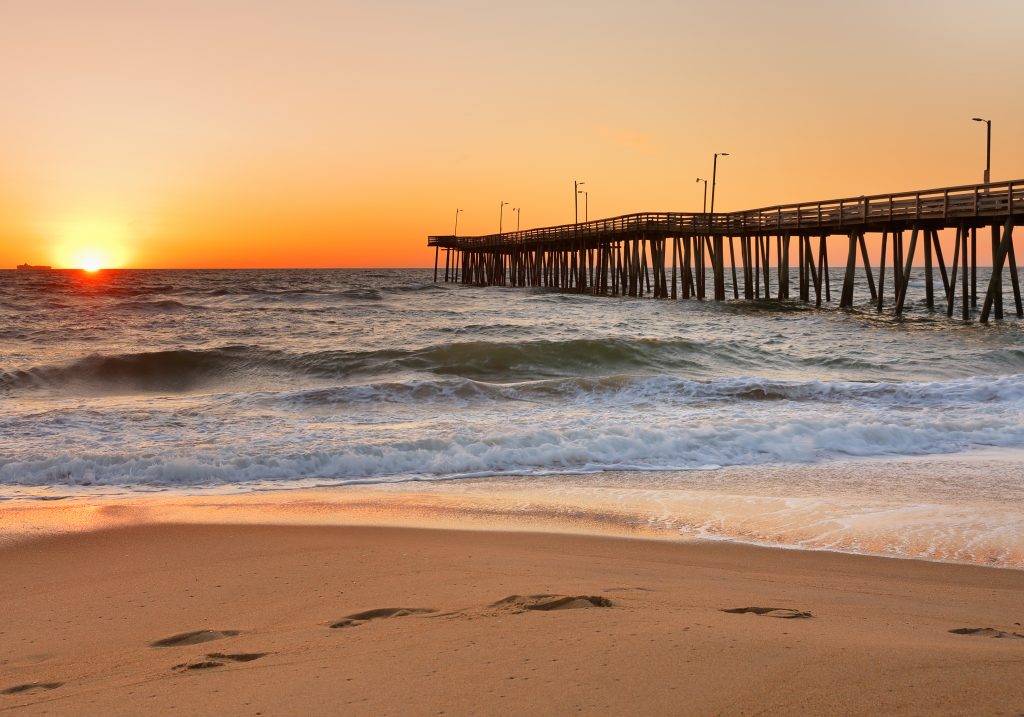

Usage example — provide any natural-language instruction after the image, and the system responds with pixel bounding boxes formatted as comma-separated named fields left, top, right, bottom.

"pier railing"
left=429, top=180, right=1022, bottom=249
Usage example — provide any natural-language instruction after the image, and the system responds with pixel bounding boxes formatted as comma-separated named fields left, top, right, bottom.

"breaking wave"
left=2, top=399, right=1023, bottom=487
left=0, top=338, right=751, bottom=392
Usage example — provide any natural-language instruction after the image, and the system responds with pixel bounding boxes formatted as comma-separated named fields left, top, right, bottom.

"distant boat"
left=16, top=264, right=52, bottom=270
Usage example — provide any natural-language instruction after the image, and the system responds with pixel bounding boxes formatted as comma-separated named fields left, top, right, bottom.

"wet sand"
left=1, top=523, right=1023, bottom=716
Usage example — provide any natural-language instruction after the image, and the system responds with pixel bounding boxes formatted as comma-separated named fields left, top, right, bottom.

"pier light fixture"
left=453, top=208, right=462, bottom=239
left=574, top=180, right=585, bottom=224
left=971, top=117, right=991, bottom=184
left=696, top=177, right=708, bottom=213
left=513, top=207, right=521, bottom=231
left=499, top=201, right=509, bottom=236
left=578, top=189, right=588, bottom=222
left=711, top=152, right=735, bottom=299
left=710, top=153, right=729, bottom=215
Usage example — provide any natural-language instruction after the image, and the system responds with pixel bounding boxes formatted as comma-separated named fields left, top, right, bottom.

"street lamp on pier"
left=499, top=201, right=509, bottom=236
left=574, top=180, right=585, bottom=223
left=710, top=152, right=735, bottom=299
left=709, top=153, right=729, bottom=215
left=513, top=207, right=520, bottom=231
left=696, top=177, right=708, bottom=213
left=453, top=208, right=462, bottom=239
left=971, top=117, right=992, bottom=184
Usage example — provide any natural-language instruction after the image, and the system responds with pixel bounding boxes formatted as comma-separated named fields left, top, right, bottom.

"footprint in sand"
left=173, top=653, right=269, bottom=672
left=721, top=606, right=813, bottom=619
left=330, top=607, right=437, bottom=629
left=1, top=682, right=63, bottom=696
left=150, top=629, right=241, bottom=648
left=490, top=594, right=613, bottom=613
left=949, top=627, right=1024, bottom=639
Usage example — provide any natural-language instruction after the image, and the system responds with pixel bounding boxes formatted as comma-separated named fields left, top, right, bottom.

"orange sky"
left=1, top=0, right=1022, bottom=269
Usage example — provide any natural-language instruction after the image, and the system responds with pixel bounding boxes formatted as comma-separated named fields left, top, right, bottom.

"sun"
left=50, top=219, right=132, bottom=270
left=79, top=251, right=105, bottom=273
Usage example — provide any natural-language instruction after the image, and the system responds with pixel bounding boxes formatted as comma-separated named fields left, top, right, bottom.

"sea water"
left=1, top=268, right=1022, bottom=566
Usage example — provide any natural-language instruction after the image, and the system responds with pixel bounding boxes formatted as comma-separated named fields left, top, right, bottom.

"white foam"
left=2, top=392, right=1023, bottom=487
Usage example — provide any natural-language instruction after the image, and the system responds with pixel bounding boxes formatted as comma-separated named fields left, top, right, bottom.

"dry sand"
left=1, top=524, right=1023, bottom=716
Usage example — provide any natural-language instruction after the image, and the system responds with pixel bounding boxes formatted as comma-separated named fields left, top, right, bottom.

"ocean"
left=2, top=268, right=1022, bottom=566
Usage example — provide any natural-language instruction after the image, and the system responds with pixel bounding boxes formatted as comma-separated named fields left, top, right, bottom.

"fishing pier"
left=429, top=180, right=1023, bottom=322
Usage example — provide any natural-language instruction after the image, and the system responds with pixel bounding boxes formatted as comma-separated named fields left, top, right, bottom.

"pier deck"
left=429, top=180, right=1023, bottom=322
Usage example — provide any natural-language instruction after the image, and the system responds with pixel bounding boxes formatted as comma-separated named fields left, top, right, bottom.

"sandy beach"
left=2, top=522, right=1022, bottom=716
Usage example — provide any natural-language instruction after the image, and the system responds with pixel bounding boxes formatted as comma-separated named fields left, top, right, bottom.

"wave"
left=0, top=339, right=723, bottom=392
left=3, top=403, right=1023, bottom=488
left=254, top=373, right=1024, bottom=409
left=0, top=347, right=260, bottom=393
left=7, top=330, right=1024, bottom=396
left=201, top=286, right=395, bottom=299
left=74, top=284, right=178, bottom=298
left=114, top=299, right=196, bottom=312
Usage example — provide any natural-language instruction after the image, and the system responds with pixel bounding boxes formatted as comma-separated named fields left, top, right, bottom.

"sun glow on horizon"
left=50, top=219, right=132, bottom=271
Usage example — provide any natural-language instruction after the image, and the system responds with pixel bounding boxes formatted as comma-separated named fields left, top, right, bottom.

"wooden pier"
left=429, top=180, right=1023, bottom=322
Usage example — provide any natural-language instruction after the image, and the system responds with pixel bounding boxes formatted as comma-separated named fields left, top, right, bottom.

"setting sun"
left=50, top=219, right=131, bottom=271
left=79, top=252, right=104, bottom=272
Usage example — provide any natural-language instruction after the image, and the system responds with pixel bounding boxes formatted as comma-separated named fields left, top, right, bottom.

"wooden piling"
left=840, top=232, right=857, bottom=308
left=729, top=237, right=739, bottom=300
left=857, top=233, right=877, bottom=300
left=876, top=231, right=888, bottom=313
left=961, top=225, right=970, bottom=321
left=1007, top=238, right=1023, bottom=317
left=819, top=235, right=830, bottom=303
left=895, top=226, right=920, bottom=317
left=981, top=218, right=1016, bottom=323
left=931, top=230, right=950, bottom=303
left=946, top=226, right=961, bottom=318
left=971, top=227, right=978, bottom=307
left=799, top=235, right=808, bottom=302
left=924, top=225, right=934, bottom=310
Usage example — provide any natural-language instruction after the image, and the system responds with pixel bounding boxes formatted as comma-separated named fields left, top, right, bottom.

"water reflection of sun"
left=52, top=220, right=131, bottom=271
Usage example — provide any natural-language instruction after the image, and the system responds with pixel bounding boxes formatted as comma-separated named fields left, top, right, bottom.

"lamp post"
left=695, top=177, right=708, bottom=213
left=971, top=117, right=991, bottom=184
left=578, top=190, right=588, bottom=222
left=574, top=180, right=585, bottom=223
left=709, top=153, right=729, bottom=215
left=499, top=201, right=509, bottom=236
left=710, top=152, right=734, bottom=299
left=513, top=207, right=520, bottom=231
left=453, top=208, right=462, bottom=239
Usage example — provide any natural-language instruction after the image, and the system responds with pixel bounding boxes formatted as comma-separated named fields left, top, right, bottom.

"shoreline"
left=4, top=453, right=1023, bottom=571
left=3, top=498, right=1023, bottom=575
left=2, top=523, right=1023, bottom=716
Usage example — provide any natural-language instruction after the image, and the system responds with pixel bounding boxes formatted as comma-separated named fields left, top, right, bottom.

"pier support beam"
left=729, top=237, right=739, bottom=299
left=981, top=217, right=1017, bottom=323
left=713, top=236, right=725, bottom=301
left=962, top=225, right=970, bottom=321
left=947, top=226, right=962, bottom=318
left=876, top=232, right=888, bottom=312
left=819, top=236, right=830, bottom=303
left=839, top=232, right=858, bottom=308
left=895, top=226, right=920, bottom=317
left=924, top=226, right=934, bottom=309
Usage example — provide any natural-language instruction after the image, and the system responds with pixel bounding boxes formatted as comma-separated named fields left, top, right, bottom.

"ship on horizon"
left=16, top=263, right=52, bottom=270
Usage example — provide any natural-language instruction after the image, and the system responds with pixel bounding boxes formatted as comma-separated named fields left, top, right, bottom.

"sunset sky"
left=2, top=0, right=1022, bottom=269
